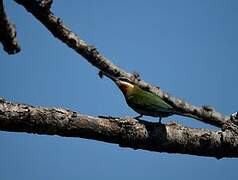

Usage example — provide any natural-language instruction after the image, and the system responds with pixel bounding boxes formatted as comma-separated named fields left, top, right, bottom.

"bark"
left=14, top=0, right=229, bottom=128
left=0, top=98, right=238, bottom=159
left=2, top=0, right=237, bottom=158
left=0, top=0, right=20, bottom=54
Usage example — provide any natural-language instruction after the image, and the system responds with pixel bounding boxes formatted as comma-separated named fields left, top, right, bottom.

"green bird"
left=113, top=77, right=177, bottom=122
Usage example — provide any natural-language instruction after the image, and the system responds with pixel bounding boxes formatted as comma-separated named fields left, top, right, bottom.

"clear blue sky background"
left=1, top=1, right=238, bottom=179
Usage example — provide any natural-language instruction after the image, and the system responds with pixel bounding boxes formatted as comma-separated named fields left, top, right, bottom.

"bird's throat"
left=117, top=81, right=134, bottom=95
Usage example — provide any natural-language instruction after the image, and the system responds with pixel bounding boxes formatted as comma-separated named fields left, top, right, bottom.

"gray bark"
left=0, top=98, right=238, bottom=158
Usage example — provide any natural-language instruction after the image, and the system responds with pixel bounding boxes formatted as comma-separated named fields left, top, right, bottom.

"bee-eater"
left=113, top=77, right=177, bottom=122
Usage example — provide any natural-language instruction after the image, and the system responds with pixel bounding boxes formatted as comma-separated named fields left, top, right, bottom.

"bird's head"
left=113, top=77, right=135, bottom=94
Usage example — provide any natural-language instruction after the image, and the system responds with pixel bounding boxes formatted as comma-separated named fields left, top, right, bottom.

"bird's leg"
left=135, top=114, right=143, bottom=120
left=159, top=117, right=162, bottom=124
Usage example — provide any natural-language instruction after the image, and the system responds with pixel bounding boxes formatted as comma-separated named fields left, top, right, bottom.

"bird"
left=112, top=77, right=177, bottom=123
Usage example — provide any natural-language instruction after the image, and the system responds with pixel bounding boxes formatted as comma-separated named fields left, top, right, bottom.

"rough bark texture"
left=14, top=0, right=229, bottom=128
left=0, top=0, right=20, bottom=54
left=0, top=98, right=238, bottom=158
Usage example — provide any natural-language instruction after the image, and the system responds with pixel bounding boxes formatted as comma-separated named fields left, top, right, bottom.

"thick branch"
left=13, top=0, right=229, bottom=127
left=0, top=0, right=20, bottom=54
left=0, top=98, right=237, bottom=158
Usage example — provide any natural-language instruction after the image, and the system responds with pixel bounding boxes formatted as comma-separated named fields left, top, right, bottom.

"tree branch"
left=0, top=0, right=20, bottom=54
left=13, top=0, right=230, bottom=128
left=0, top=98, right=237, bottom=158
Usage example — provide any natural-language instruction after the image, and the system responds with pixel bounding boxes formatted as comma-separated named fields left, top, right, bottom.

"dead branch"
left=0, top=0, right=20, bottom=54
left=0, top=98, right=238, bottom=158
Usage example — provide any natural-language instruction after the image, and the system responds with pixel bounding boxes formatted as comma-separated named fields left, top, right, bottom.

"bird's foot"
left=158, top=117, right=162, bottom=124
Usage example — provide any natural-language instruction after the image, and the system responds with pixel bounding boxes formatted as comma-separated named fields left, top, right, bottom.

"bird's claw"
left=158, top=117, right=162, bottom=124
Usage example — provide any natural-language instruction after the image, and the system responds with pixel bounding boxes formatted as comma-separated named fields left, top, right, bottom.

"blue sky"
left=0, top=1, right=238, bottom=179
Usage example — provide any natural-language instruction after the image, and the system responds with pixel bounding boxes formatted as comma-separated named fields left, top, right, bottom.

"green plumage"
left=113, top=77, right=176, bottom=119
left=124, top=85, right=175, bottom=118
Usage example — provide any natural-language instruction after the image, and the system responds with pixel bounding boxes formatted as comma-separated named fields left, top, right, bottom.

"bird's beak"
left=109, top=76, right=121, bottom=85
left=110, top=76, right=117, bottom=82
left=114, top=79, right=122, bottom=87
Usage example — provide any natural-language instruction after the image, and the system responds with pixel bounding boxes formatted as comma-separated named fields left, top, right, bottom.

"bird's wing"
left=127, top=90, right=173, bottom=113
